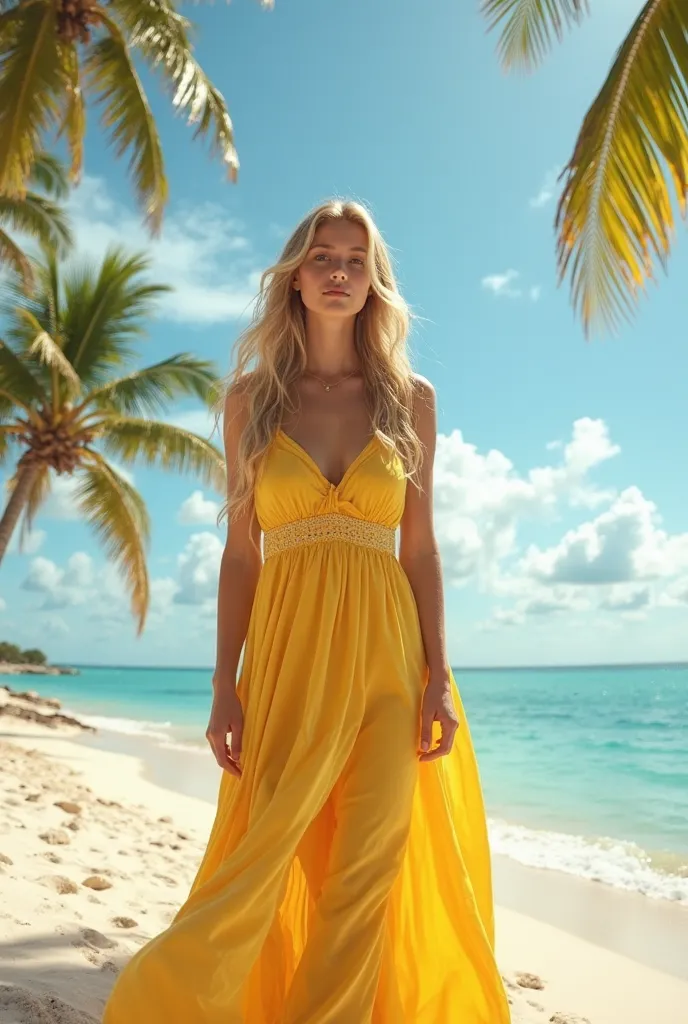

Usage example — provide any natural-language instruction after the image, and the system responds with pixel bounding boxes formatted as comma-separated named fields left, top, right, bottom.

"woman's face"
left=293, top=219, right=371, bottom=318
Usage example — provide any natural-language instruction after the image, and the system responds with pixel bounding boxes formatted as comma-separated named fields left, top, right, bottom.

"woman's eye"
left=351, top=258, right=365, bottom=265
left=314, top=254, right=329, bottom=261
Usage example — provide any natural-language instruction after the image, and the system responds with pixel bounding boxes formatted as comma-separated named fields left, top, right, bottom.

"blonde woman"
left=103, top=201, right=510, bottom=1023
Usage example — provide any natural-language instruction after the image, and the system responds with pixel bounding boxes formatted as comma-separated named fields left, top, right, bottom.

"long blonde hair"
left=222, top=199, right=423, bottom=521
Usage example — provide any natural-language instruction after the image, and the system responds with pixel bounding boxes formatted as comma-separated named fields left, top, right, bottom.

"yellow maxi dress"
left=102, top=430, right=511, bottom=1024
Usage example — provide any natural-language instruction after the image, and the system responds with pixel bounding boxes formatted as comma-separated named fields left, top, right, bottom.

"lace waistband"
left=263, top=513, right=396, bottom=559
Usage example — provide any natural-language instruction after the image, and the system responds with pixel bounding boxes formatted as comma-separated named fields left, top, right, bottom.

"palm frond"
left=0, top=338, right=47, bottom=413
left=76, top=452, right=150, bottom=633
left=85, top=15, right=168, bottom=232
left=0, top=224, right=33, bottom=287
left=111, top=0, right=238, bottom=183
left=0, top=2, right=67, bottom=195
left=482, top=0, right=589, bottom=71
left=16, top=308, right=81, bottom=398
left=18, top=461, right=50, bottom=542
left=0, top=423, right=22, bottom=466
left=27, top=151, right=71, bottom=198
left=56, top=45, right=85, bottom=180
left=556, top=0, right=688, bottom=333
left=0, top=190, right=73, bottom=256
left=83, top=354, right=220, bottom=416
left=60, top=246, right=170, bottom=383
left=102, top=417, right=225, bottom=492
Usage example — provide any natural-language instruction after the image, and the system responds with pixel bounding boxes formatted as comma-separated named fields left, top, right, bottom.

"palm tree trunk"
left=0, top=462, right=39, bottom=565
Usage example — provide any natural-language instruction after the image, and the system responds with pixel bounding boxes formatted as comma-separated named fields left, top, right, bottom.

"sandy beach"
left=1, top=685, right=687, bottom=1024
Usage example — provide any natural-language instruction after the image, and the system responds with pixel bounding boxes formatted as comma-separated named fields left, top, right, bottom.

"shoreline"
left=1, top=702, right=687, bottom=1023
left=73, top=725, right=688, bottom=983
left=0, top=663, right=79, bottom=677
left=5, top=679, right=687, bottom=905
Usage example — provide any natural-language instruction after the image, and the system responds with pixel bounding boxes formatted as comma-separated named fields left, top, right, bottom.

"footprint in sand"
left=81, top=927, right=118, bottom=949
left=38, top=874, right=79, bottom=895
left=40, top=851, right=63, bottom=864
left=153, top=873, right=178, bottom=887
left=70, top=927, right=118, bottom=969
left=0, top=852, right=13, bottom=866
left=516, top=972, right=546, bottom=990
left=112, top=915, right=138, bottom=929
left=549, top=1016, right=592, bottom=1024
left=39, top=828, right=71, bottom=846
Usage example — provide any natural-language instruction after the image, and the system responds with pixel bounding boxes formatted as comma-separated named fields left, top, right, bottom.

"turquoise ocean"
left=19, top=663, right=688, bottom=905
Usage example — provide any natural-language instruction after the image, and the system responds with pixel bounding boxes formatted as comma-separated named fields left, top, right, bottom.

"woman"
left=103, top=200, right=510, bottom=1023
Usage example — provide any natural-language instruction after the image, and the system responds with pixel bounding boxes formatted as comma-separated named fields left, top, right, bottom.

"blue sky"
left=2, top=0, right=687, bottom=668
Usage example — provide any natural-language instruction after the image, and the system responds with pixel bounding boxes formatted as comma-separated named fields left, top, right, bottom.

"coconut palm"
left=483, top=0, right=688, bottom=333
left=0, top=245, right=225, bottom=633
left=0, top=0, right=272, bottom=231
left=0, top=153, right=73, bottom=289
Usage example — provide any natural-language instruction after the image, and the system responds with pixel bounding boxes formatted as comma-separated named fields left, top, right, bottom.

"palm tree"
left=0, top=245, right=225, bottom=633
left=0, top=0, right=272, bottom=231
left=482, top=0, right=688, bottom=334
left=0, top=153, right=73, bottom=289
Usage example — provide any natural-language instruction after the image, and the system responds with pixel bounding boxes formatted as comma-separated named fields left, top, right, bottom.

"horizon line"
left=57, top=659, right=688, bottom=673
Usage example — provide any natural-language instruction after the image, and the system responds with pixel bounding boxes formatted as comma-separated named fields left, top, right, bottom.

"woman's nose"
left=330, top=265, right=348, bottom=281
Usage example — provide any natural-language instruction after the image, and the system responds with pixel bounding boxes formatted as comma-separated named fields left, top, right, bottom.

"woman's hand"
left=419, top=675, right=459, bottom=762
left=206, top=686, right=244, bottom=777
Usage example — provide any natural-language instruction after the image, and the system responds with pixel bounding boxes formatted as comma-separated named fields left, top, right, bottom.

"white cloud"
left=22, top=557, right=64, bottom=594
left=41, top=474, right=81, bottom=520
left=481, top=269, right=521, bottom=298
left=8, top=528, right=46, bottom=555
left=599, top=585, right=651, bottom=612
left=22, top=552, right=94, bottom=609
left=521, top=487, right=688, bottom=586
left=175, top=532, right=224, bottom=605
left=489, top=586, right=591, bottom=628
left=178, top=491, right=221, bottom=526
left=481, top=271, right=542, bottom=303
left=433, top=417, right=620, bottom=585
left=65, top=177, right=262, bottom=325
left=529, top=166, right=561, bottom=209
left=0, top=596, right=6, bottom=612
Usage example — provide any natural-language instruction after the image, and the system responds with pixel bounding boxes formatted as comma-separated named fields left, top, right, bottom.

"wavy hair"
left=221, top=199, right=423, bottom=522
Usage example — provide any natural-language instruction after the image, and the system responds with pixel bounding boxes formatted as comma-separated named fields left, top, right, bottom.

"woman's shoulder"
left=409, top=372, right=436, bottom=405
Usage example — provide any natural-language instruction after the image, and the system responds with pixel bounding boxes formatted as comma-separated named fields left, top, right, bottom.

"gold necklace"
left=304, top=369, right=359, bottom=392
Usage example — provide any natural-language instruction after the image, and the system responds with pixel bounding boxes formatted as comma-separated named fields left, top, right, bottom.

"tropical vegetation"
left=0, top=640, right=47, bottom=665
left=0, top=0, right=268, bottom=231
left=483, top=0, right=688, bottom=333
left=0, top=244, right=225, bottom=633
left=0, top=153, right=73, bottom=289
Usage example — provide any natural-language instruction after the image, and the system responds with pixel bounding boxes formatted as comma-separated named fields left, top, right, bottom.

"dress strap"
left=263, top=513, right=396, bottom=559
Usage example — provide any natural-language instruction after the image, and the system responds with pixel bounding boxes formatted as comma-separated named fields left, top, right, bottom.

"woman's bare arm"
left=399, top=375, right=459, bottom=761
left=207, top=385, right=263, bottom=775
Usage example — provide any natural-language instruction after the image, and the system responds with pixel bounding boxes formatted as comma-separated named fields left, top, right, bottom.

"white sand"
left=1, top=706, right=687, bottom=1023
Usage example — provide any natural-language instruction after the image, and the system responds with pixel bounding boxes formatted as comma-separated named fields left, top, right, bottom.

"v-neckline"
left=278, top=429, right=376, bottom=490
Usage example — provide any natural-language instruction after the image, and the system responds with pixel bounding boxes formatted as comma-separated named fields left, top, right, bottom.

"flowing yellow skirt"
left=102, top=531, right=510, bottom=1023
